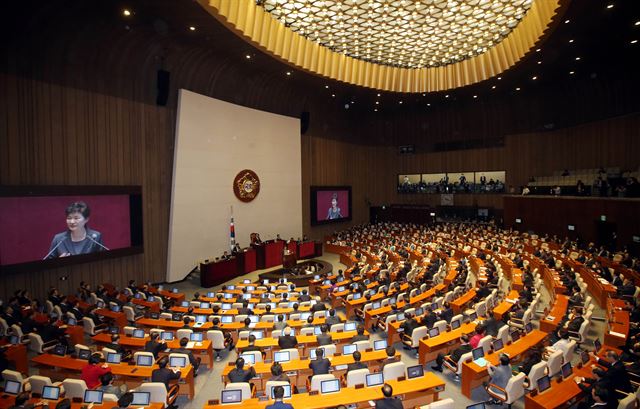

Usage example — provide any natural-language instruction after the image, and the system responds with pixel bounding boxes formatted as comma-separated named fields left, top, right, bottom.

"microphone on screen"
left=43, top=240, right=66, bottom=260
left=87, top=233, right=110, bottom=251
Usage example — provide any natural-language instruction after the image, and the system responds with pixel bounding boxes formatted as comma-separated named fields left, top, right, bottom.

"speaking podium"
left=200, top=257, right=238, bottom=288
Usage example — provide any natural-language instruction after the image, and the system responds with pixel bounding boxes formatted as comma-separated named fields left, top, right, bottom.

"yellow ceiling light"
left=198, top=0, right=566, bottom=92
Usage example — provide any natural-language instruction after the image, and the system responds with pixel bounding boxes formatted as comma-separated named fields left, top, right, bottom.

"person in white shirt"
left=545, top=329, right=571, bottom=358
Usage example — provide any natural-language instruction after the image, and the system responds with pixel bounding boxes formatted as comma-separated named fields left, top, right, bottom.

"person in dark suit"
left=431, top=334, right=472, bottom=375
left=399, top=313, right=420, bottom=337
left=374, top=384, right=403, bottom=409
left=238, top=301, right=253, bottom=316
left=105, top=334, right=126, bottom=355
left=419, top=308, right=437, bottom=329
left=172, top=338, right=201, bottom=373
left=439, top=302, right=454, bottom=323
left=310, top=302, right=327, bottom=313
left=151, top=356, right=181, bottom=388
left=8, top=392, right=45, bottom=409
left=589, top=350, right=633, bottom=393
left=39, top=316, right=67, bottom=344
left=309, top=348, right=331, bottom=375
left=242, top=335, right=265, bottom=359
left=618, top=279, right=636, bottom=297
left=265, top=386, right=293, bottom=409
left=227, top=357, right=256, bottom=383
left=381, top=346, right=399, bottom=370
left=268, top=362, right=290, bottom=383
left=316, top=324, right=332, bottom=346
left=325, top=309, right=341, bottom=327
left=351, top=325, right=369, bottom=342
left=346, top=351, right=368, bottom=373
left=278, top=327, right=298, bottom=349
left=144, top=332, right=167, bottom=358
left=45, top=202, right=106, bottom=259
left=298, top=290, right=312, bottom=302
left=482, top=310, right=501, bottom=337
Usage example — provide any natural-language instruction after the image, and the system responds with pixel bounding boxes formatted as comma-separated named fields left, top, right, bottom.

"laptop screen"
left=374, top=339, right=387, bottom=351
left=53, top=344, right=67, bottom=356
left=172, top=314, right=182, bottom=321
left=269, top=384, right=292, bottom=399
left=150, top=312, right=159, bottom=319
left=594, top=339, right=601, bottom=352
left=196, top=315, right=207, bottom=323
left=320, top=379, right=340, bottom=394
left=161, top=331, right=174, bottom=341
left=170, top=356, right=187, bottom=368
left=131, top=392, right=151, bottom=406
left=172, top=288, right=179, bottom=293
left=109, top=326, right=119, bottom=335
left=396, top=313, right=405, bottom=321
left=300, top=312, right=311, bottom=321
left=581, top=350, right=590, bottom=365
left=221, top=389, right=242, bottom=404
left=561, top=362, right=572, bottom=379
left=3, top=380, right=20, bottom=395
left=492, top=339, right=504, bottom=352
left=407, top=365, right=424, bottom=379
left=190, top=332, right=203, bottom=342
left=472, top=347, right=484, bottom=360
left=136, top=355, right=153, bottom=366
left=250, top=331, right=264, bottom=340
left=9, top=335, right=19, bottom=345
left=428, top=327, right=440, bottom=338
left=343, top=344, right=357, bottom=355
left=344, top=322, right=357, bottom=332
left=451, top=319, right=461, bottom=330
left=84, top=390, right=103, bottom=404
left=132, top=329, right=145, bottom=338
left=239, top=354, right=255, bottom=365
left=200, top=302, right=210, bottom=309
left=111, top=305, right=121, bottom=312
left=42, top=386, right=60, bottom=400
left=78, top=349, right=92, bottom=360
left=366, top=373, right=384, bottom=387
left=309, top=349, right=318, bottom=360
left=415, top=307, right=424, bottom=316
left=313, top=326, right=323, bottom=335
left=469, top=312, right=478, bottom=321
left=221, top=302, right=232, bottom=309
left=353, top=293, right=362, bottom=300
left=68, top=318, right=77, bottom=326
left=525, top=322, right=533, bottom=333
left=510, top=330, right=520, bottom=342
left=537, top=375, right=551, bottom=392
left=274, top=351, right=290, bottom=363
left=221, top=316, right=233, bottom=323
left=107, top=353, right=122, bottom=364
left=372, top=302, right=381, bottom=310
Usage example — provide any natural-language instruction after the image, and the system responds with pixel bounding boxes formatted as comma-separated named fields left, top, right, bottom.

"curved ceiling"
left=198, top=0, right=567, bottom=92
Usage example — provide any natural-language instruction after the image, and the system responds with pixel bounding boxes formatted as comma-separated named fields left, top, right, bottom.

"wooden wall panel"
left=0, top=73, right=174, bottom=300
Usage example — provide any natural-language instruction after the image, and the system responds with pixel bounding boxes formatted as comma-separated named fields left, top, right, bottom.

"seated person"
left=144, top=332, right=168, bottom=358
left=419, top=307, right=437, bottom=329
left=316, top=324, right=333, bottom=346
left=439, top=302, right=454, bottom=323
left=577, top=386, right=617, bottom=409
left=268, top=362, right=290, bottom=383
left=373, top=383, right=403, bottom=409
left=172, top=337, right=201, bottom=373
left=273, top=314, right=287, bottom=331
left=81, top=353, right=112, bottom=389
left=545, top=329, right=571, bottom=358
left=266, top=385, right=294, bottom=409
left=469, top=325, right=486, bottom=349
left=309, top=347, right=331, bottom=375
left=346, top=351, right=368, bottom=373
left=228, top=357, right=256, bottom=383
left=98, top=372, right=127, bottom=398
left=587, top=350, right=633, bottom=394
left=486, top=354, right=513, bottom=404
left=151, top=356, right=181, bottom=388
left=381, top=346, right=398, bottom=370
left=519, top=349, right=542, bottom=377
left=351, top=324, right=369, bottom=342
left=325, top=309, right=342, bottom=327
left=482, top=310, right=501, bottom=337
left=278, top=327, right=298, bottom=349
left=399, top=313, right=420, bottom=341
left=242, top=334, right=265, bottom=358
left=431, top=334, right=472, bottom=378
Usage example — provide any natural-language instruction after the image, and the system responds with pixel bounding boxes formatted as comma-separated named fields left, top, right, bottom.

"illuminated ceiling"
left=257, top=0, right=533, bottom=69
left=198, top=0, right=567, bottom=92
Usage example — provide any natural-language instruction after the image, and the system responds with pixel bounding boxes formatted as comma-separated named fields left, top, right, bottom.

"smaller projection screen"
left=311, top=186, right=352, bottom=225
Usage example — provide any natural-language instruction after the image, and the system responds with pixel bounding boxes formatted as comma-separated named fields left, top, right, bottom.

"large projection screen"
left=167, top=89, right=302, bottom=282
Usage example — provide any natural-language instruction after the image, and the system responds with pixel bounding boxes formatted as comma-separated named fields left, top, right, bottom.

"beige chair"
left=1, top=370, right=31, bottom=392
left=61, top=379, right=87, bottom=399
left=485, top=372, right=526, bottom=409
left=223, top=382, right=254, bottom=401
left=345, top=368, right=369, bottom=387
left=418, top=398, right=455, bottom=409
left=382, top=362, right=406, bottom=381
left=308, top=374, right=336, bottom=392
left=137, top=382, right=179, bottom=408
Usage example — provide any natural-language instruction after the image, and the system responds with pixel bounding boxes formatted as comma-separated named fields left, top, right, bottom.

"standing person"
left=45, top=202, right=106, bottom=259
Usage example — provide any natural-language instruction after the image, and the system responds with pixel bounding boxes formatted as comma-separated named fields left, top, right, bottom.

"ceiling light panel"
left=259, top=0, right=533, bottom=69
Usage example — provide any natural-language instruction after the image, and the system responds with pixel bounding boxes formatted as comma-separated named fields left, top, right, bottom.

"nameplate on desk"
left=309, top=390, right=319, bottom=396
left=545, top=316, right=555, bottom=321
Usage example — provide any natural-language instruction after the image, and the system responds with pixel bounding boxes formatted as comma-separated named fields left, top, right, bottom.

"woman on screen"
left=45, top=202, right=107, bottom=259
left=326, top=193, right=342, bottom=220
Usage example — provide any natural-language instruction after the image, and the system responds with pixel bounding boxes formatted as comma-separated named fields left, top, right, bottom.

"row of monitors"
left=1, top=383, right=150, bottom=406
left=257, top=339, right=389, bottom=365
left=221, top=366, right=425, bottom=403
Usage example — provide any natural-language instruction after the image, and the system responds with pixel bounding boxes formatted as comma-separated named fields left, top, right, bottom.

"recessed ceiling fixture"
left=245, top=54, right=251, bottom=59
left=325, top=85, right=329, bottom=89
left=569, top=71, right=575, bottom=74
left=536, top=48, right=541, bottom=52
left=445, top=94, right=450, bottom=98
left=532, top=76, right=537, bottom=80
left=258, top=0, right=534, bottom=69
left=606, top=4, right=614, bottom=9
left=515, top=87, right=521, bottom=91
left=635, top=21, right=640, bottom=26
left=189, top=26, right=196, bottom=31
left=123, top=9, right=131, bottom=17
left=491, top=85, right=496, bottom=89
left=473, top=95, right=478, bottom=99
left=575, top=56, right=581, bottom=60
left=631, top=40, right=638, bottom=44
left=537, top=60, right=542, bottom=64
left=375, top=101, right=379, bottom=105
left=331, top=94, right=336, bottom=97
left=564, top=19, right=570, bottom=24
left=286, top=71, right=291, bottom=76
left=497, top=77, right=502, bottom=80
left=569, top=39, right=574, bottom=43
left=399, top=101, right=403, bottom=105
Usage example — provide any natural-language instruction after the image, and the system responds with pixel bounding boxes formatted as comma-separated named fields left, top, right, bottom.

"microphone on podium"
left=87, top=233, right=110, bottom=251
left=43, top=240, right=65, bottom=260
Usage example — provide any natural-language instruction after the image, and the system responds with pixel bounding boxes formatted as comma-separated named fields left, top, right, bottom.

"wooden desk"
left=524, top=357, right=599, bottom=409
left=451, top=289, right=477, bottom=314
left=132, top=298, right=160, bottom=312
left=96, top=308, right=128, bottom=327
left=208, top=373, right=445, bottom=409
left=136, top=318, right=212, bottom=331
left=539, top=295, right=568, bottom=333
left=152, top=288, right=185, bottom=303
left=461, top=330, right=547, bottom=398
left=493, top=290, right=520, bottom=321
left=418, top=322, right=479, bottom=364
left=65, top=325, right=85, bottom=346
left=0, top=344, right=28, bottom=374
left=0, top=398, right=163, bottom=409
left=92, top=333, right=214, bottom=367
left=604, top=298, right=630, bottom=348
left=31, top=354, right=195, bottom=398
left=511, top=268, right=524, bottom=291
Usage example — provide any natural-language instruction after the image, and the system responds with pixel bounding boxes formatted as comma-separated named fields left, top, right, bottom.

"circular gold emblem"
left=233, top=169, right=260, bottom=202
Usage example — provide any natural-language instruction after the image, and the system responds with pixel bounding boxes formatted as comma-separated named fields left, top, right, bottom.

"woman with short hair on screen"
left=326, top=193, right=342, bottom=220
left=45, top=201, right=107, bottom=259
